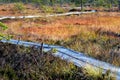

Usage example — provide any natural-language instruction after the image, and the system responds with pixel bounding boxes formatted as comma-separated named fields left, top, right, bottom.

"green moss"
left=51, top=48, right=58, bottom=53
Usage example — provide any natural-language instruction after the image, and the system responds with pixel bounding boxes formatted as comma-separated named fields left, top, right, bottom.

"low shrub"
left=41, top=5, right=54, bottom=13
left=55, top=7, right=66, bottom=13
left=0, top=42, right=115, bottom=80
left=13, top=2, right=25, bottom=13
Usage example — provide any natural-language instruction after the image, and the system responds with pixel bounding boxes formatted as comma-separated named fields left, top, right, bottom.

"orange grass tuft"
left=2, top=12, right=120, bottom=41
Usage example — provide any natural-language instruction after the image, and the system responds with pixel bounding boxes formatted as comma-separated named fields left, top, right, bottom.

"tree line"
left=0, top=0, right=120, bottom=9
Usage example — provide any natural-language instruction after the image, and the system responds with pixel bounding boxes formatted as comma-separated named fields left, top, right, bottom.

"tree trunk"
left=81, top=0, right=83, bottom=11
left=50, top=0, right=53, bottom=6
left=118, top=0, right=120, bottom=11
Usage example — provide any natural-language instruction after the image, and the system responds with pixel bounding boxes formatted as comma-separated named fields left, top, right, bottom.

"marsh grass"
left=1, top=12, right=120, bottom=66
left=63, top=30, right=120, bottom=66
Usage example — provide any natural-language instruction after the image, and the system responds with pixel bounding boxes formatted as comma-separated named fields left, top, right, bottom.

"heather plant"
left=0, top=42, right=116, bottom=80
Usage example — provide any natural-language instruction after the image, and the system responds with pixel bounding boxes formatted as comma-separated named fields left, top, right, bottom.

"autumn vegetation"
left=0, top=2, right=120, bottom=80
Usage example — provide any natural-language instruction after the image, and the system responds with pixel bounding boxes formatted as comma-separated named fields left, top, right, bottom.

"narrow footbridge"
left=1, top=39, right=120, bottom=80
left=0, top=11, right=120, bottom=79
left=0, top=11, right=94, bottom=20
